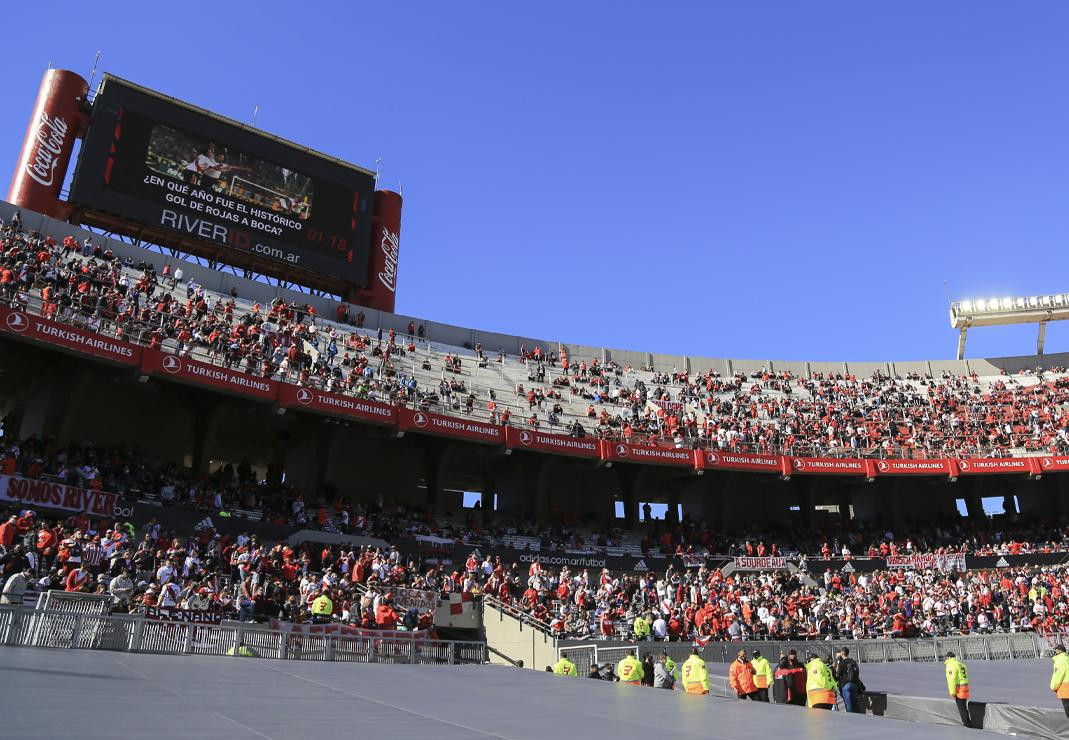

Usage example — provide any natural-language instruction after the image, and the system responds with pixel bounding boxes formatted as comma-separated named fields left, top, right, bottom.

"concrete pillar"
left=617, top=466, right=639, bottom=529
left=964, top=478, right=985, bottom=520
left=797, top=478, right=816, bottom=529
left=313, top=424, right=338, bottom=497
left=1057, top=475, right=1069, bottom=523
left=423, top=441, right=443, bottom=514
left=191, top=399, right=231, bottom=475
left=482, top=468, right=497, bottom=511
left=838, top=487, right=853, bottom=527
left=17, top=364, right=91, bottom=441
left=535, top=458, right=551, bottom=526
left=1002, top=493, right=1018, bottom=520
left=667, top=484, right=681, bottom=524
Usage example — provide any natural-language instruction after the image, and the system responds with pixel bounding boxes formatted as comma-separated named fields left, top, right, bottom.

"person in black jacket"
left=834, top=647, right=864, bottom=713
left=774, top=652, right=808, bottom=706
left=641, top=653, right=655, bottom=686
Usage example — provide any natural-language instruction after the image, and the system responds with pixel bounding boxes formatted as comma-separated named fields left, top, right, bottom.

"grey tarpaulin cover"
left=0, top=647, right=1003, bottom=740
left=713, top=657, right=1069, bottom=738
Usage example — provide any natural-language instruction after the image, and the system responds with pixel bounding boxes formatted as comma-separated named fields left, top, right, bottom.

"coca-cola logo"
left=706, top=452, right=719, bottom=465
left=161, top=355, right=182, bottom=374
left=296, top=388, right=314, bottom=405
left=25, top=112, right=70, bottom=188
left=615, top=444, right=629, bottom=458
left=518, top=430, right=533, bottom=446
left=4, top=312, right=28, bottom=333
left=376, top=229, right=399, bottom=293
left=876, top=460, right=889, bottom=472
left=412, top=411, right=428, bottom=428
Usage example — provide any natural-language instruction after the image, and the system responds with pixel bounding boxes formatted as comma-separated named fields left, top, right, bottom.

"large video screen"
left=70, top=76, right=375, bottom=285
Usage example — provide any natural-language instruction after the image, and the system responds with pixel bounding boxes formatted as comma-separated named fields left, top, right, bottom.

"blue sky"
left=6, top=2, right=1069, bottom=362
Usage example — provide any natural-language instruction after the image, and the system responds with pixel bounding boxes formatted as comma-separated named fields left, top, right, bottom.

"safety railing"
left=0, top=606, right=487, bottom=665
left=556, top=630, right=1057, bottom=674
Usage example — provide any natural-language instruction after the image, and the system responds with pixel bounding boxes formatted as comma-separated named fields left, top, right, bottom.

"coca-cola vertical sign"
left=8, top=69, right=89, bottom=219
left=354, top=189, right=401, bottom=312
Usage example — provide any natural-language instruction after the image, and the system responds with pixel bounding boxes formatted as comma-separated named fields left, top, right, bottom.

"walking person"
left=1049, top=644, right=1069, bottom=719
left=834, top=647, right=864, bottom=713
left=943, top=651, right=972, bottom=728
left=751, top=649, right=773, bottom=702
left=653, top=654, right=675, bottom=689
left=805, top=651, right=838, bottom=710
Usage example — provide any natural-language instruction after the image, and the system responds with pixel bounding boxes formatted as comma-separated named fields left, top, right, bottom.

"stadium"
left=1, top=23, right=1069, bottom=740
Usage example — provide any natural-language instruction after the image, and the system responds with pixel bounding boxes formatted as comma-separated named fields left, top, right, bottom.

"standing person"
left=782, top=650, right=808, bottom=706
left=653, top=654, right=675, bottom=689
left=617, top=649, right=644, bottom=685
left=943, top=652, right=972, bottom=728
left=835, top=647, right=864, bottom=713
left=553, top=652, right=577, bottom=677
left=805, top=652, right=838, bottom=710
left=772, top=654, right=793, bottom=704
left=681, top=648, right=709, bottom=695
left=1051, top=645, right=1069, bottom=719
left=2, top=568, right=32, bottom=605
left=662, top=649, right=678, bottom=689
left=729, top=649, right=759, bottom=700
left=641, top=653, right=655, bottom=687
left=751, top=649, right=773, bottom=702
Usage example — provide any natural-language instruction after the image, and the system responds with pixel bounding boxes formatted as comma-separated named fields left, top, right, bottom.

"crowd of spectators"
left=3, top=430, right=1069, bottom=645
left=0, top=500, right=437, bottom=633
left=5, top=216, right=1069, bottom=462
left=441, top=551, right=1069, bottom=643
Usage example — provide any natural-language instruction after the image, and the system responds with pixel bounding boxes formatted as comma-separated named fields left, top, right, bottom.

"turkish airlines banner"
left=789, top=457, right=868, bottom=476
left=396, top=406, right=503, bottom=445
left=952, top=457, right=1039, bottom=476
left=873, top=459, right=954, bottom=476
left=0, top=474, right=119, bottom=516
left=277, top=384, right=395, bottom=426
left=504, top=426, right=602, bottom=459
left=140, top=349, right=278, bottom=402
left=0, top=306, right=141, bottom=366
left=1038, top=456, right=1069, bottom=473
left=702, top=450, right=782, bottom=473
left=605, top=441, right=697, bottom=467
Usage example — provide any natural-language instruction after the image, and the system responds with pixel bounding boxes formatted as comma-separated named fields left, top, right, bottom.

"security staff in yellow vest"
left=1050, top=644, right=1069, bottom=718
left=680, top=648, right=710, bottom=695
left=751, top=649, right=773, bottom=702
left=553, top=653, right=578, bottom=677
left=943, top=651, right=971, bottom=728
left=632, top=614, right=651, bottom=641
left=662, top=649, right=678, bottom=689
left=311, top=589, right=334, bottom=623
left=617, top=649, right=645, bottom=685
left=805, top=651, right=837, bottom=709
left=226, top=640, right=256, bottom=657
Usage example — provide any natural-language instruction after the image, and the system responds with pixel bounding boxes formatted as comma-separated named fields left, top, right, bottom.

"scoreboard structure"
left=7, top=69, right=401, bottom=312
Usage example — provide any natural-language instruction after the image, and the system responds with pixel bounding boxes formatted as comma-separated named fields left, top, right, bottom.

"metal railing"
left=557, top=631, right=1057, bottom=678
left=0, top=606, right=487, bottom=665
